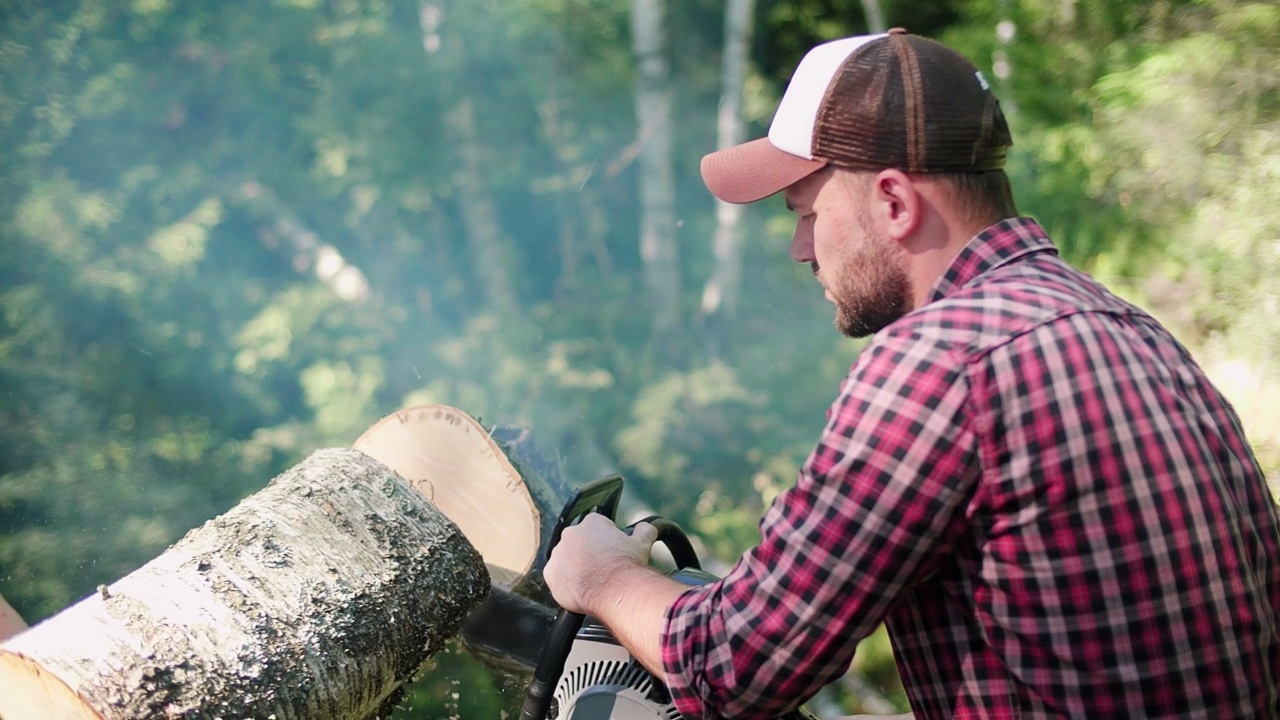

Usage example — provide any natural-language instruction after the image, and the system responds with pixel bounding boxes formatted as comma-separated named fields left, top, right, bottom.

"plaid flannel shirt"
left=661, top=217, right=1280, bottom=719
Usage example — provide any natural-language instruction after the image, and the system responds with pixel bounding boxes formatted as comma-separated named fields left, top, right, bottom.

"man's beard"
left=819, top=220, right=911, bottom=338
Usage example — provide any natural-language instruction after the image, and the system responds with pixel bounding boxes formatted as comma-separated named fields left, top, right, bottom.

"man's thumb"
left=630, top=520, right=660, bottom=546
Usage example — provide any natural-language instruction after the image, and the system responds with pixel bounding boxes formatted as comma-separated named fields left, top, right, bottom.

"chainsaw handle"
left=522, top=475, right=703, bottom=720
left=519, top=607, right=585, bottom=720
left=547, top=474, right=624, bottom=552
left=627, top=515, right=700, bottom=571
left=522, top=474, right=625, bottom=720
left=521, top=516, right=701, bottom=720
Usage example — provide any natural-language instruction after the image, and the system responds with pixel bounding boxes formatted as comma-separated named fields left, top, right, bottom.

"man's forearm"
left=583, top=561, right=690, bottom=682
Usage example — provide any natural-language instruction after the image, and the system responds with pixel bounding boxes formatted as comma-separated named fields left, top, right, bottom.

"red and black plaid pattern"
left=661, top=218, right=1280, bottom=719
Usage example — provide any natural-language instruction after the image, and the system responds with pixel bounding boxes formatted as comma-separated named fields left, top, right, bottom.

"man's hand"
left=543, top=513, right=687, bottom=681
left=544, top=513, right=659, bottom=615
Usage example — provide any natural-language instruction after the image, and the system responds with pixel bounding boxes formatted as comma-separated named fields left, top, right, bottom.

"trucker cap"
left=701, top=28, right=1012, bottom=204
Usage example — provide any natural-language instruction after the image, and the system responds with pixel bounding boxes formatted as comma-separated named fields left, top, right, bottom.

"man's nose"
left=790, top=225, right=814, bottom=263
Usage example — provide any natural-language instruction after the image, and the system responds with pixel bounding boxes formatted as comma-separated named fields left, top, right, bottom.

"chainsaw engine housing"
left=548, top=566, right=715, bottom=719
left=521, top=476, right=818, bottom=720
left=551, top=618, right=680, bottom=719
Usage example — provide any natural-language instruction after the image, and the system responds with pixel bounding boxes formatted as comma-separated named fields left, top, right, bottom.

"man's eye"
left=800, top=213, right=816, bottom=223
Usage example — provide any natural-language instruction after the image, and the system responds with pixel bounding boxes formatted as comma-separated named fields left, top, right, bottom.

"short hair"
left=932, top=170, right=1019, bottom=227
left=836, top=168, right=1019, bottom=229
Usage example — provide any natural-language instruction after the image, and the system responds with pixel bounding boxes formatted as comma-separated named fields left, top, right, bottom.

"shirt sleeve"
left=660, top=328, right=981, bottom=719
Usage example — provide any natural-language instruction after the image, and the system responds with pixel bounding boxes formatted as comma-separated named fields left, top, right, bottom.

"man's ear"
left=871, top=169, right=921, bottom=242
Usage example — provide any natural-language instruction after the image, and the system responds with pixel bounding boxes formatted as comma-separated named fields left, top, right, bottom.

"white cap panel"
left=767, top=34, right=886, bottom=159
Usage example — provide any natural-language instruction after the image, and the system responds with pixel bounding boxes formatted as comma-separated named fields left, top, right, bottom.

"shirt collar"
left=926, top=217, right=1057, bottom=303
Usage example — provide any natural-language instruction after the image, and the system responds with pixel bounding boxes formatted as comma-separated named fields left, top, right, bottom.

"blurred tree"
left=631, top=0, right=684, bottom=353
left=699, top=0, right=756, bottom=355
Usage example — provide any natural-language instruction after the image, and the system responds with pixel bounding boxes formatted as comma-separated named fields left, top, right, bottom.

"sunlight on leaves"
left=146, top=197, right=222, bottom=270
left=301, top=358, right=385, bottom=441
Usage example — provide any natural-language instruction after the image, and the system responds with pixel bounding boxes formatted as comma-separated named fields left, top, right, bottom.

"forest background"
left=0, top=0, right=1276, bottom=716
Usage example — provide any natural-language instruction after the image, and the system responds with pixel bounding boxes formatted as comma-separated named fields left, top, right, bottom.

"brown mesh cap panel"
left=891, top=34, right=927, bottom=169
left=812, top=35, right=1010, bottom=173
left=813, top=40, right=907, bottom=170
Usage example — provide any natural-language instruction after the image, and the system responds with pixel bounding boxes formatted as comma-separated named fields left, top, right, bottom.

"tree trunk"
left=535, top=88, right=616, bottom=299
left=630, top=0, right=682, bottom=345
left=444, top=97, right=522, bottom=320
left=700, top=0, right=756, bottom=353
left=993, top=0, right=1018, bottom=115
left=225, top=178, right=372, bottom=304
left=421, top=2, right=521, bottom=322
left=0, top=447, right=490, bottom=720
left=352, top=406, right=575, bottom=602
left=353, top=406, right=579, bottom=678
left=861, top=0, right=887, bottom=33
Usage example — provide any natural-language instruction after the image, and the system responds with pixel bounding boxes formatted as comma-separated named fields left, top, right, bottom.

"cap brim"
left=701, top=138, right=828, bottom=204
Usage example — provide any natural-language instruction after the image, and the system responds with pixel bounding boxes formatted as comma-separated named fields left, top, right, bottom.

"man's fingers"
left=630, top=521, right=659, bottom=547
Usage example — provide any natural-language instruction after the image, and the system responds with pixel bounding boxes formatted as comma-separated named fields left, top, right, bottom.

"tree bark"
left=352, top=406, right=575, bottom=601
left=353, top=406, right=580, bottom=678
left=630, top=0, right=682, bottom=345
left=0, top=447, right=490, bottom=720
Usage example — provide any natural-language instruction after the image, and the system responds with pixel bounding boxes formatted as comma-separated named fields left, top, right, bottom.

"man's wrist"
left=581, top=557, right=653, bottom=617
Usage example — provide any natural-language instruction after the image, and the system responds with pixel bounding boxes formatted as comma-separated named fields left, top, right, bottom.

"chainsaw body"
left=548, top=566, right=718, bottom=719
left=521, top=475, right=818, bottom=720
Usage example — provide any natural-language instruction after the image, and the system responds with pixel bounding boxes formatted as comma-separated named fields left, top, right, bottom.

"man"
left=544, top=29, right=1280, bottom=719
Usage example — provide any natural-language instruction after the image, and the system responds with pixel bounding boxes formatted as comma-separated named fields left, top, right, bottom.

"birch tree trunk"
left=225, top=178, right=372, bottom=304
left=993, top=0, right=1018, bottom=115
left=0, top=448, right=490, bottom=720
left=700, top=0, right=756, bottom=353
left=351, top=407, right=573, bottom=601
left=352, top=407, right=578, bottom=678
left=630, top=0, right=682, bottom=344
left=861, top=0, right=887, bottom=33
left=445, top=96, right=522, bottom=320
left=423, top=2, right=521, bottom=321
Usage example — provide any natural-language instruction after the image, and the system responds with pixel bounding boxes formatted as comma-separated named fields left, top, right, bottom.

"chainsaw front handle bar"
left=627, top=515, right=701, bottom=571
left=520, top=607, right=587, bottom=720
left=522, top=476, right=700, bottom=720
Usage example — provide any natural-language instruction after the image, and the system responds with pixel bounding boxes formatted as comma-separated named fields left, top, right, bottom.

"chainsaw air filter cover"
left=550, top=621, right=680, bottom=720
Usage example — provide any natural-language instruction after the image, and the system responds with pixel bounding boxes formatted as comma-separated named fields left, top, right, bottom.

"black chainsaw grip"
left=520, top=608, right=585, bottom=720
left=629, top=515, right=700, bottom=571
left=522, top=474, right=624, bottom=720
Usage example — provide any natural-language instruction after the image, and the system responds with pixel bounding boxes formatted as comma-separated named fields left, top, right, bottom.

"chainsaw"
left=517, top=474, right=820, bottom=720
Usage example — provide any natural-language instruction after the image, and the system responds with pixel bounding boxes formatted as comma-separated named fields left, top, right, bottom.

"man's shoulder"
left=884, top=253, right=1147, bottom=361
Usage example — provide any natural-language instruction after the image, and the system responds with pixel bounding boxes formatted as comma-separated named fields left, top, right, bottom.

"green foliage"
left=1087, top=0, right=1280, bottom=486
left=849, top=625, right=910, bottom=712
left=391, top=643, right=524, bottom=718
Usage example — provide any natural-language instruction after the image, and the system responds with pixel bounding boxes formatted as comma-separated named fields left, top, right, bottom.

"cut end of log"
left=353, top=405, right=540, bottom=591
left=0, top=650, right=101, bottom=720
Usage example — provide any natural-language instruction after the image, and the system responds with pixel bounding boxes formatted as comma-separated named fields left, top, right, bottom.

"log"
left=353, top=407, right=549, bottom=595
left=0, top=447, right=490, bottom=719
left=352, top=406, right=580, bottom=676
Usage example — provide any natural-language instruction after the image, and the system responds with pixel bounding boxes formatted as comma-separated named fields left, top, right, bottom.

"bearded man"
left=546, top=29, right=1280, bottom=720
